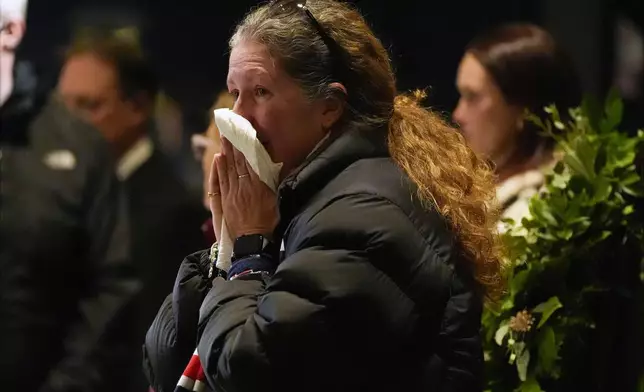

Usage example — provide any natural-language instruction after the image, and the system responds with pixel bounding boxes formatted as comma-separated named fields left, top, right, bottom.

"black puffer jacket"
left=144, top=127, right=483, bottom=392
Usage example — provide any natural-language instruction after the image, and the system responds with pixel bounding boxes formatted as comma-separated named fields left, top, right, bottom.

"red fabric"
left=183, top=354, right=203, bottom=378
left=175, top=350, right=207, bottom=391
left=196, top=365, right=206, bottom=382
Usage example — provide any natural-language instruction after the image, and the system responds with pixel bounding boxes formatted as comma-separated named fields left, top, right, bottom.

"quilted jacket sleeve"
left=143, top=250, right=213, bottom=392
left=196, top=194, right=423, bottom=392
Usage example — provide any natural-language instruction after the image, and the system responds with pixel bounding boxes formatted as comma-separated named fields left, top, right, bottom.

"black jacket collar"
left=276, top=125, right=389, bottom=234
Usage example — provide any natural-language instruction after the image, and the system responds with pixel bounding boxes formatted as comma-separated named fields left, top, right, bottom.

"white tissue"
left=212, top=108, right=283, bottom=272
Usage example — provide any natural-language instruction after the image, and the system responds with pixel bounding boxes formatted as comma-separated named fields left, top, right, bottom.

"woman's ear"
left=320, top=82, right=347, bottom=129
left=329, top=82, right=347, bottom=97
left=514, top=106, right=527, bottom=133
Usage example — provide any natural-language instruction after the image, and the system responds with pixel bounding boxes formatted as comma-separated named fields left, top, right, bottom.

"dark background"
left=19, top=0, right=643, bottom=133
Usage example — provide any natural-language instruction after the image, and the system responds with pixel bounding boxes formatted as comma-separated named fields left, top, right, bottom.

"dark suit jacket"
left=0, top=62, right=139, bottom=392
left=122, top=147, right=207, bottom=391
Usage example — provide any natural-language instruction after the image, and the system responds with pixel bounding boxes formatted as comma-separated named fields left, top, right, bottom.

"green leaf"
left=564, top=150, right=593, bottom=180
left=536, top=326, right=559, bottom=373
left=594, top=145, right=608, bottom=175
left=573, top=136, right=598, bottom=179
left=516, top=348, right=531, bottom=382
left=603, top=87, right=624, bottom=132
left=623, top=185, right=644, bottom=197
left=593, top=176, right=612, bottom=202
left=511, top=270, right=530, bottom=297
left=599, top=230, right=612, bottom=241
left=536, top=230, right=557, bottom=241
left=581, top=95, right=602, bottom=129
left=548, top=193, right=569, bottom=216
left=610, top=145, right=637, bottom=168
left=517, top=377, right=544, bottom=392
left=495, top=324, right=510, bottom=346
left=566, top=175, right=590, bottom=196
left=533, top=296, right=563, bottom=328
left=620, top=171, right=642, bottom=187
left=544, top=104, right=561, bottom=123
left=551, top=171, right=570, bottom=189
left=502, top=297, right=515, bottom=311
left=529, top=198, right=558, bottom=226
left=555, top=227, right=574, bottom=240
left=525, top=111, right=545, bottom=130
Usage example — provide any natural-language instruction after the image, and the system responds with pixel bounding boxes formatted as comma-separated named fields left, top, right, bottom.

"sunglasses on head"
left=270, top=0, right=348, bottom=85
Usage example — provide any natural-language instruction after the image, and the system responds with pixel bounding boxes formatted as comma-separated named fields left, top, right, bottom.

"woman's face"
left=227, top=40, right=337, bottom=177
left=453, top=53, right=523, bottom=166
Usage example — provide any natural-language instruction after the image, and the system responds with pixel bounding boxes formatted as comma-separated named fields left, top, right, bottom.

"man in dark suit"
left=1, top=2, right=139, bottom=390
left=57, top=28, right=206, bottom=391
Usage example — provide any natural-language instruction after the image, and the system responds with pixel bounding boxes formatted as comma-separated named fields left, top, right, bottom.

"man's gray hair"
left=0, top=0, right=28, bottom=21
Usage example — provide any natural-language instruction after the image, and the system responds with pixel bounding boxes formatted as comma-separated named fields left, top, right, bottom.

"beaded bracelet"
left=208, top=242, right=219, bottom=279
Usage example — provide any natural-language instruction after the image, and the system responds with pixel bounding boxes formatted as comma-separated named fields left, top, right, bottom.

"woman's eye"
left=463, top=92, right=477, bottom=103
left=230, top=90, right=240, bottom=100
left=255, top=87, right=267, bottom=97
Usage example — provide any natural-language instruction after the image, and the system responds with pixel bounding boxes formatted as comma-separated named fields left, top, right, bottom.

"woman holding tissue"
left=144, top=1, right=502, bottom=392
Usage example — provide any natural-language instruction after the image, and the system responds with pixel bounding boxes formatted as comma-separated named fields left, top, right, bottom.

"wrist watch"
left=232, top=234, right=275, bottom=260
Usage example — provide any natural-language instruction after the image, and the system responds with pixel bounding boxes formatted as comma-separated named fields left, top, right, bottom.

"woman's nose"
left=232, top=99, right=258, bottom=129
left=232, top=98, right=249, bottom=119
left=453, top=99, right=466, bottom=126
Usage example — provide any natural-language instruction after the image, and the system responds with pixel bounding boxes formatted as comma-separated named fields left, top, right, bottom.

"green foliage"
left=483, top=92, right=644, bottom=391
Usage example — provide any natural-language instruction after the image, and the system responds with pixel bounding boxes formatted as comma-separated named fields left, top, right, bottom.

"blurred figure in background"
left=192, top=91, right=235, bottom=208
left=191, top=90, right=235, bottom=244
left=454, top=23, right=581, bottom=222
left=0, top=1, right=139, bottom=391
left=153, top=92, right=184, bottom=162
left=58, top=29, right=206, bottom=391
left=614, top=15, right=644, bottom=133
left=152, top=90, right=206, bottom=205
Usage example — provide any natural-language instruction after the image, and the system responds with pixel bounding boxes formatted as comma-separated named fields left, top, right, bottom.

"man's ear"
left=0, top=20, right=26, bottom=51
left=320, top=82, right=347, bottom=129
left=124, top=91, right=154, bottom=125
left=130, top=91, right=156, bottom=111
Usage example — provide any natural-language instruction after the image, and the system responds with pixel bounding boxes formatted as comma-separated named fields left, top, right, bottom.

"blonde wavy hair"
left=390, top=91, right=503, bottom=299
left=232, top=0, right=503, bottom=299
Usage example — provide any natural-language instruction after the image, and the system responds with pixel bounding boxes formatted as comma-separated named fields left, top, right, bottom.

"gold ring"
left=238, top=173, right=250, bottom=179
left=207, top=192, right=220, bottom=197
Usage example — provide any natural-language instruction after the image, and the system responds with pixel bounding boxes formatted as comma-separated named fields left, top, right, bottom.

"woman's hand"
left=211, top=137, right=278, bottom=240
left=207, top=155, right=224, bottom=244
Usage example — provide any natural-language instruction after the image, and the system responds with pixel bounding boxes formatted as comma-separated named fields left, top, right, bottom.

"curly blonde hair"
left=390, top=91, right=503, bottom=299
left=232, top=0, right=503, bottom=298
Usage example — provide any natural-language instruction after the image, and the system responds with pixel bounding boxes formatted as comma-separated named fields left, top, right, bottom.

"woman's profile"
left=454, top=23, right=581, bottom=223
